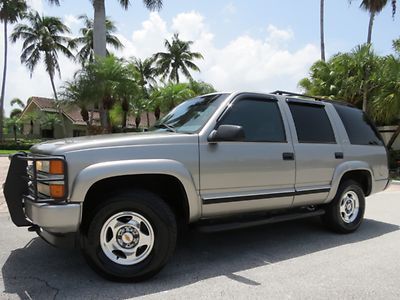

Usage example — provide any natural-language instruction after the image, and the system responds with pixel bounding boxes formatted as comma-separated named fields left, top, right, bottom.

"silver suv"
left=4, top=91, right=390, bottom=281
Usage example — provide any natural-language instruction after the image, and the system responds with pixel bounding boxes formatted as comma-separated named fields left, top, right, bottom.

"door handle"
left=282, top=152, right=295, bottom=160
left=335, top=152, right=344, bottom=159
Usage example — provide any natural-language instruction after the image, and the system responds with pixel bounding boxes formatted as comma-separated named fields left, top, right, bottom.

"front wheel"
left=322, top=180, right=365, bottom=233
left=81, top=190, right=177, bottom=282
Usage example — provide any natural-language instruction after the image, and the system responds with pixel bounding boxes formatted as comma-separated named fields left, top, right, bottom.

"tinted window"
left=333, top=104, right=383, bottom=146
left=219, top=99, right=286, bottom=142
left=289, top=103, right=336, bottom=144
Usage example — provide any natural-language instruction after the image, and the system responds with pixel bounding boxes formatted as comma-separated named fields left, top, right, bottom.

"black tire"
left=322, top=180, right=365, bottom=233
left=81, top=190, right=177, bottom=282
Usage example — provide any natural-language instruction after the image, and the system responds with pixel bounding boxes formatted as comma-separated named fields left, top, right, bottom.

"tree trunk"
left=367, top=12, right=375, bottom=45
left=320, top=0, right=326, bottom=61
left=48, top=72, right=67, bottom=137
left=93, top=0, right=108, bottom=132
left=176, top=70, right=179, bottom=84
left=0, top=21, right=8, bottom=142
left=13, top=124, right=17, bottom=143
left=122, top=110, right=128, bottom=129
left=155, top=106, right=161, bottom=120
left=387, top=124, right=400, bottom=150
left=93, top=0, right=107, bottom=57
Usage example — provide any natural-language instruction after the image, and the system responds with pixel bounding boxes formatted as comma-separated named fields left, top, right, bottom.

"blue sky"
left=2, top=0, right=399, bottom=115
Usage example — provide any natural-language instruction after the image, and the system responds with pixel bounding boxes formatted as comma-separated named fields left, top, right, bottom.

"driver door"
left=199, top=95, right=296, bottom=217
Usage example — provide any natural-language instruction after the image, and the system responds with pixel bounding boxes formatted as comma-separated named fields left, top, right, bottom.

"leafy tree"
left=154, top=33, right=204, bottom=83
left=71, top=15, right=123, bottom=65
left=299, top=44, right=379, bottom=112
left=5, top=116, right=21, bottom=143
left=11, top=10, right=74, bottom=136
left=129, top=56, right=158, bottom=126
left=0, top=0, right=27, bottom=141
left=77, top=55, right=129, bottom=132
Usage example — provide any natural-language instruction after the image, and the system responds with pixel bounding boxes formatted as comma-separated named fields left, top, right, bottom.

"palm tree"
left=320, top=0, right=326, bottom=61
left=11, top=10, right=74, bottom=136
left=9, top=97, right=25, bottom=119
left=350, top=0, right=397, bottom=44
left=90, top=0, right=162, bottom=57
left=71, top=15, right=123, bottom=65
left=129, top=57, right=157, bottom=126
left=78, top=55, right=128, bottom=132
left=154, top=33, right=204, bottom=83
left=0, top=0, right=27, bottom=141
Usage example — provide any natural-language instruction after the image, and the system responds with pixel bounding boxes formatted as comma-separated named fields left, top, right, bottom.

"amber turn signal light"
left=50, top=184, right=65, bottom=198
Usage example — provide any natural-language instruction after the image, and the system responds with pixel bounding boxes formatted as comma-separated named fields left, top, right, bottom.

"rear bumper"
left=3, top=153, right=80, bottom=234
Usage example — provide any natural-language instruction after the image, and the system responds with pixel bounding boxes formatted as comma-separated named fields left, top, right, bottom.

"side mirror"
left=208, top=125, right=245, bottom=143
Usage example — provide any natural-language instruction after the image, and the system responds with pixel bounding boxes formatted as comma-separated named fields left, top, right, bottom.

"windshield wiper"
left=154, top=123, right=177, bottom=132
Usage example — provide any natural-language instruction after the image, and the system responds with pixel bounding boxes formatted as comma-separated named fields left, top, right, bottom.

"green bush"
left=0, top=142, right=34, bottom=150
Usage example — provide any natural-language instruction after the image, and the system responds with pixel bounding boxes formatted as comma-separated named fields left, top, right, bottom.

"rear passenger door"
left=285, top=99, right=343, bottom=206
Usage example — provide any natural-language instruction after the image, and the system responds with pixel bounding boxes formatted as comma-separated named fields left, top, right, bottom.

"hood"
left=30, top=131, right=197, bottom=155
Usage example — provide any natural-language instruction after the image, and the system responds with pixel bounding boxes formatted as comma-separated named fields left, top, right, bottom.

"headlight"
left=36, top=160, right=64, bottom=174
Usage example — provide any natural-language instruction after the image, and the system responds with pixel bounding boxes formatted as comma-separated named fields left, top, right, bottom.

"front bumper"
left=3, top=153, right=81, bottom=234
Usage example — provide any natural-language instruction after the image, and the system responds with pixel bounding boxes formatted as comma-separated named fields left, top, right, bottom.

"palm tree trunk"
left=122, top=110, right=128, bottom=128
left=48, top=72, right=67, bottom=137
left=0, top=21, right=8, bottom=142
left=176, top=70, right=179, bottom=84
left=367, top=12, right=375, bottom=45
left=93, top=0, right=108, bottom=131
left=320, top=0, right=326, bottom=61
left=93, top=0, right=107, bottom=57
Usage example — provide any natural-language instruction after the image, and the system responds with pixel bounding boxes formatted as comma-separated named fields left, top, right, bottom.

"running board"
left=196, top=209, right=325, bottom=233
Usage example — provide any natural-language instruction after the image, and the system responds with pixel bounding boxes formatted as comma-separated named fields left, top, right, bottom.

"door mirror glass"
left=208, top=125, right=245, bottom=142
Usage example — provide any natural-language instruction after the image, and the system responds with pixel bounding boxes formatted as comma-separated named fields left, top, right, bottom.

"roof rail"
left=271, top=90, right=328, bottom=101
left=270, top=90, right=355, bottom=107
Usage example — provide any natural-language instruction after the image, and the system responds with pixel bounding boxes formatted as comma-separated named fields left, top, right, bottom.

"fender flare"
left=69, top=159, right=201, bottom=221
left=326, top=161, right=374, bottom=202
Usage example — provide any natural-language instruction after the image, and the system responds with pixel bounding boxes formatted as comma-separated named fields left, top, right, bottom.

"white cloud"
left=64, top=14, right=80, bottom=29
left=223, top=3, right=237, bottom=15
left=1, top=10, right=319, bottom=116
left=27, top=0, right=44, bottom=13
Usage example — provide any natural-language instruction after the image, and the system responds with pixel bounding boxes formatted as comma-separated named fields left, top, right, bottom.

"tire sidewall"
left=82, top=192, right=177, bottom=281
left=333, top=182, right=365, bottom=232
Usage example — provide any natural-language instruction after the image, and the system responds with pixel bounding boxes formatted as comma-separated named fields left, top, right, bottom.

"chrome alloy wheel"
left=100, top=212, right=155, bottom=265
left=339, top=191, right=360, bottom=223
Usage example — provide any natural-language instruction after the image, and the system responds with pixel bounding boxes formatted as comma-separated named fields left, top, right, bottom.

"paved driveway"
left=0, top=157, right=399, bottom=299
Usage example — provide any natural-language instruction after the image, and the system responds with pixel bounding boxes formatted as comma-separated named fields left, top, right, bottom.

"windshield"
left=150, top=93, right=229, bottom=133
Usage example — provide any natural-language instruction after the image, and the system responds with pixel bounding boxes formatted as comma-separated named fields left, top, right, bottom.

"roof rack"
left=270, top=90, right=355, bottom=107
left=271, top=90, right=328, bottom=101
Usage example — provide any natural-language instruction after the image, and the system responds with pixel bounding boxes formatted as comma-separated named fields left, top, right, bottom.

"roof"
left=21, top=96, right=157, bottom=128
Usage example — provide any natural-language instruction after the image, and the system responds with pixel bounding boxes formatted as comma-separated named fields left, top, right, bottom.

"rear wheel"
left=322, top=180, right=365, bottom=233
left=81, top=190, right=177, bottom=282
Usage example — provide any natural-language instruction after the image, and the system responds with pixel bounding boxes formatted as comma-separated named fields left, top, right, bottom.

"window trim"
left=287, top=101, right=337, bottom=145
left=215, top=94, right=288, bottom=143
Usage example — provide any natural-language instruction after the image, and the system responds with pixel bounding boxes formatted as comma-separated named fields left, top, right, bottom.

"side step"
left=196, top=209, right=325, bottom=233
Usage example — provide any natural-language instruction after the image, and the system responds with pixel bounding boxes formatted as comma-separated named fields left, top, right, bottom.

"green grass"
left=0, top=150, right=29, bottom=155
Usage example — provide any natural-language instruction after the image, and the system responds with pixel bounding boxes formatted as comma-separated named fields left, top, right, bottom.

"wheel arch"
left=69, top=159, right=201, bottom=223
left=327, top=161, right=374, bottom=202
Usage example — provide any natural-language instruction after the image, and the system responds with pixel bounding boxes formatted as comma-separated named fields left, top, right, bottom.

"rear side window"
left=333, top=104, right=383, bottom=146
left=219, top=98, right=286, bottom=142
left=288, top=102, right=336, bottom=144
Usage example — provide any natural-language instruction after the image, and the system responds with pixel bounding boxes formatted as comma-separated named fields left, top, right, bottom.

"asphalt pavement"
left=0, top=157, right=399, bottom=299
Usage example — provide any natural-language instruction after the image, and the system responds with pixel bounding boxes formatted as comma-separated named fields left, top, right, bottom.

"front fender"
left=69, top=159, right=201, bottom=221
left=326, top=161, right=373, bottom=202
